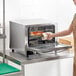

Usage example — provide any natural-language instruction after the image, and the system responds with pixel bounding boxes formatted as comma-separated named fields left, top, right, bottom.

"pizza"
left=30, top=31, right=44, bottom=36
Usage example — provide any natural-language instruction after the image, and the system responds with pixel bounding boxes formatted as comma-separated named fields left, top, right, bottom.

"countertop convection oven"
left=10, top=19, right=72, bottom=57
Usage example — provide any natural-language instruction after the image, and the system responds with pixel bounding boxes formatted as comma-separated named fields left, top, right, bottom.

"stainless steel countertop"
left=0, top=50, right=74, bottom=65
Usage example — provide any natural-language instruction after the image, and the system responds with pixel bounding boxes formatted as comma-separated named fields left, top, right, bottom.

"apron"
left=73, top=13, right=76, bottom=76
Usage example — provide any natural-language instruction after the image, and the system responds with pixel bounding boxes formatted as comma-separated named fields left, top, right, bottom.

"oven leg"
left=21, top=64, right=25, bottom=76
left=55, top=50, right=57, bottom=55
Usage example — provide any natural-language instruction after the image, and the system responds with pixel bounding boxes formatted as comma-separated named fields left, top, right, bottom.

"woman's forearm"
left=52, top=29, right=72, bottom=37
left=52, top=22, right=73, bottom=37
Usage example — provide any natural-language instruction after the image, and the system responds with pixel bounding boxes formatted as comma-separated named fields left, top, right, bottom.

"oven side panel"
left=9, top=21, right=25, bottom=51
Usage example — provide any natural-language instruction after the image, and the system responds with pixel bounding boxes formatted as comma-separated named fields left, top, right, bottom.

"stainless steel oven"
left=10, top=19, right=72, bottom=57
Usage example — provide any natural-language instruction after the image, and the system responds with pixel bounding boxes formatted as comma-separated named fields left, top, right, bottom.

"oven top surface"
left=11, top=19, right=55, bottom=25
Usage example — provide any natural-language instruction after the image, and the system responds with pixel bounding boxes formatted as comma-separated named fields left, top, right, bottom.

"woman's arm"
left=46, top=21, right=74, bottom=40
left=51, top=24, right=73, bottom=37
left=48, top=14, right=76, bottom=39
left=46, top=14, right=76, bottom=40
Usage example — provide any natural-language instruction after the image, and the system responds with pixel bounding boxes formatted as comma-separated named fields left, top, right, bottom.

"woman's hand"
left=42, top=32, right=53, bottom=40
left=46, top=32, right=54, bottom=40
